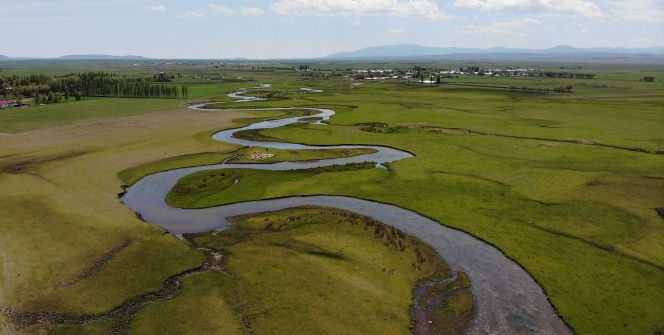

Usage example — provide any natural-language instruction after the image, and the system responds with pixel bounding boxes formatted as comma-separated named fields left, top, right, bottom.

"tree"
left=643, top=75, right=655, bottom=82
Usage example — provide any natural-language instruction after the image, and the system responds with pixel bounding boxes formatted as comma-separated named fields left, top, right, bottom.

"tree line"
left=533, top=71, right=596, bottom=79
left=509, top=84, right=573, bottom=93
left=1, top=71, right=189, bottom=105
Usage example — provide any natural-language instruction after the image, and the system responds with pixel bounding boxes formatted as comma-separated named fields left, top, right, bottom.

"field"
left=159, top=206, right=467, bottom=335
left=0, top=59, right=663, bottom=334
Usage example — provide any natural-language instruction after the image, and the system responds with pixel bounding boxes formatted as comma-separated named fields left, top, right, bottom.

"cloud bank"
left=270, top=0, right=454, bottom=19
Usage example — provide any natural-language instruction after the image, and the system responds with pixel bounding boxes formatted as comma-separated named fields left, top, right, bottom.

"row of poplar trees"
left=1, top=72, right=189, bottom=104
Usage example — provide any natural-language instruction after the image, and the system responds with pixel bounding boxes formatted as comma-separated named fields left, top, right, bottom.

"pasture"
left=0, top=59, right=662, bottom=334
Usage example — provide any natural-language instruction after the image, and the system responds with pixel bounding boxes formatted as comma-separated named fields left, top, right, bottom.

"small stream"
left=121, top=87, right=572, bottom=335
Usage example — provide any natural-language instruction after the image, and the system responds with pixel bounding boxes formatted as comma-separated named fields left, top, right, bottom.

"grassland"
left=228, top=146, right=378, bottom=163
left=1, top=60, right=663, bottom=334
left=166, top=162, right=378, bottom=208
left=0, top=97, right=262, bottom=332
left=167, top=206, right=461, bottom=334
left=162, top=70, right=664, bottom=334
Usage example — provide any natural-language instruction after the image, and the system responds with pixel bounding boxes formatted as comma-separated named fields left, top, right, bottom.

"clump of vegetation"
left=423, top=272, right=471, bottom=304
left=412, top=271, right=473, bottom=334
left=356, top=122, right=388, bottom=132
left=429, top=290, right=474, bottom=334
left=641, top=75, right=656, bottom=82
left=508, top=84, right=572, bottom=93
left=253, top=91, right=293, bottom=100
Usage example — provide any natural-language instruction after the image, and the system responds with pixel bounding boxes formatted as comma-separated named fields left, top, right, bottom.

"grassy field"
left=228, top=146, right=378, bottom=163
left=166, top=162, right=379, bottom=208
left=1, top=61, right=663, bottom=334
left=164, top=71, right=664, bottom=334
left=0, top=95, right=262, bottom=332
left=164, top=206, right=465, bottom=335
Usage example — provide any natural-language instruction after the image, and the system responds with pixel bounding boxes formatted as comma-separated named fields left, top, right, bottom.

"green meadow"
left=152, top=206, right=464, bottom=335
left=1, top=60, right=663, bottom=334
left=166, top=67, right=664, bottom=334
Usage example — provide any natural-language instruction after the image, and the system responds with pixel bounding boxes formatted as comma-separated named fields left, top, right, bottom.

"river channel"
left=121, top=88, right=573, bottom=334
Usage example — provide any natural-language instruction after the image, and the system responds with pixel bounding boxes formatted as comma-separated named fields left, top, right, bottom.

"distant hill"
left=58, top=55, right=149, bottom=60
left=0, top=55, right=150, bottom=61
left=325, top=44, right=664, bottom=63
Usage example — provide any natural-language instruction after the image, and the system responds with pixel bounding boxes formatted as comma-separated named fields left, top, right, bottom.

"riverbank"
left=121, top=98, right=572, bottom=334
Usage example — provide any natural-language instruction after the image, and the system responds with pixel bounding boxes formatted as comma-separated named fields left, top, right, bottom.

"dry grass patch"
left=0, top=107, right=264, bottom=314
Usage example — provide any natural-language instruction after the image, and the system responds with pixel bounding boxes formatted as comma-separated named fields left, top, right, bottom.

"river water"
left=121, top=87, right=572, bottom=335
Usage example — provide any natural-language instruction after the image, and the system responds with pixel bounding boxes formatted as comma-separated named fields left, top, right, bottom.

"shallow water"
left=122, top=90, right=572, bottom=334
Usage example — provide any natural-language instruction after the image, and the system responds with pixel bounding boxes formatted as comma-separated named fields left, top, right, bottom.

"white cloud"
left=353, top=21, right=363, bottom=26
left=609, top=0, right=664, bottom=22
left=179, top=11, right=205, bottom=18
left=454, top=0, right=607, bottom=19
left=242, top=6, right=264, bottom=15
left=148, top=5, right=166, bottom=11
left=209, top=4, right=236, bottom=14
left=456, top=18, right=543, bottom=36
left=270, top=0, right=454, bottom=19
left=389, top=28, right=405, bottom=34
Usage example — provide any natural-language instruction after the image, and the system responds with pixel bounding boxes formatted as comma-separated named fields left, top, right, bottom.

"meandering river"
left=121, top=87, right=573, bottom=334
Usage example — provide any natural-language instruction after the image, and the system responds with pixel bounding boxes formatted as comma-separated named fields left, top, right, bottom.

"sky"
left=1, top=0, right=663, bottom=59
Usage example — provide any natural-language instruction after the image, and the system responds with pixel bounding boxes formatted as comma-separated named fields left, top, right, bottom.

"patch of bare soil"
left=567, top=138, right=595, bottom=145
left=654, top=208, right=664, bottom=221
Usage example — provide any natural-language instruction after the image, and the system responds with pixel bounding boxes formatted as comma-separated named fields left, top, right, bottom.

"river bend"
left=122, top=88, right=572, bottom=335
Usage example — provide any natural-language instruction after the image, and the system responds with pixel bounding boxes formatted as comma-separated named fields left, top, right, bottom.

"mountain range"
left=324, top=44, right=664, bottom=63
left=326, top=44, right=664, bottom=59
left=2, top=45, right=664, bottom=63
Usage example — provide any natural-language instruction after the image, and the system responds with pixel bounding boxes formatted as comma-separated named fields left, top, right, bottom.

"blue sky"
left=1, top=0, right=662, bottom=59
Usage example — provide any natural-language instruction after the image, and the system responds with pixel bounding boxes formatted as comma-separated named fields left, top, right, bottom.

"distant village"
left=348, top=68, right=540, bottom=82
left=293, top=65, right=596, bottom=81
